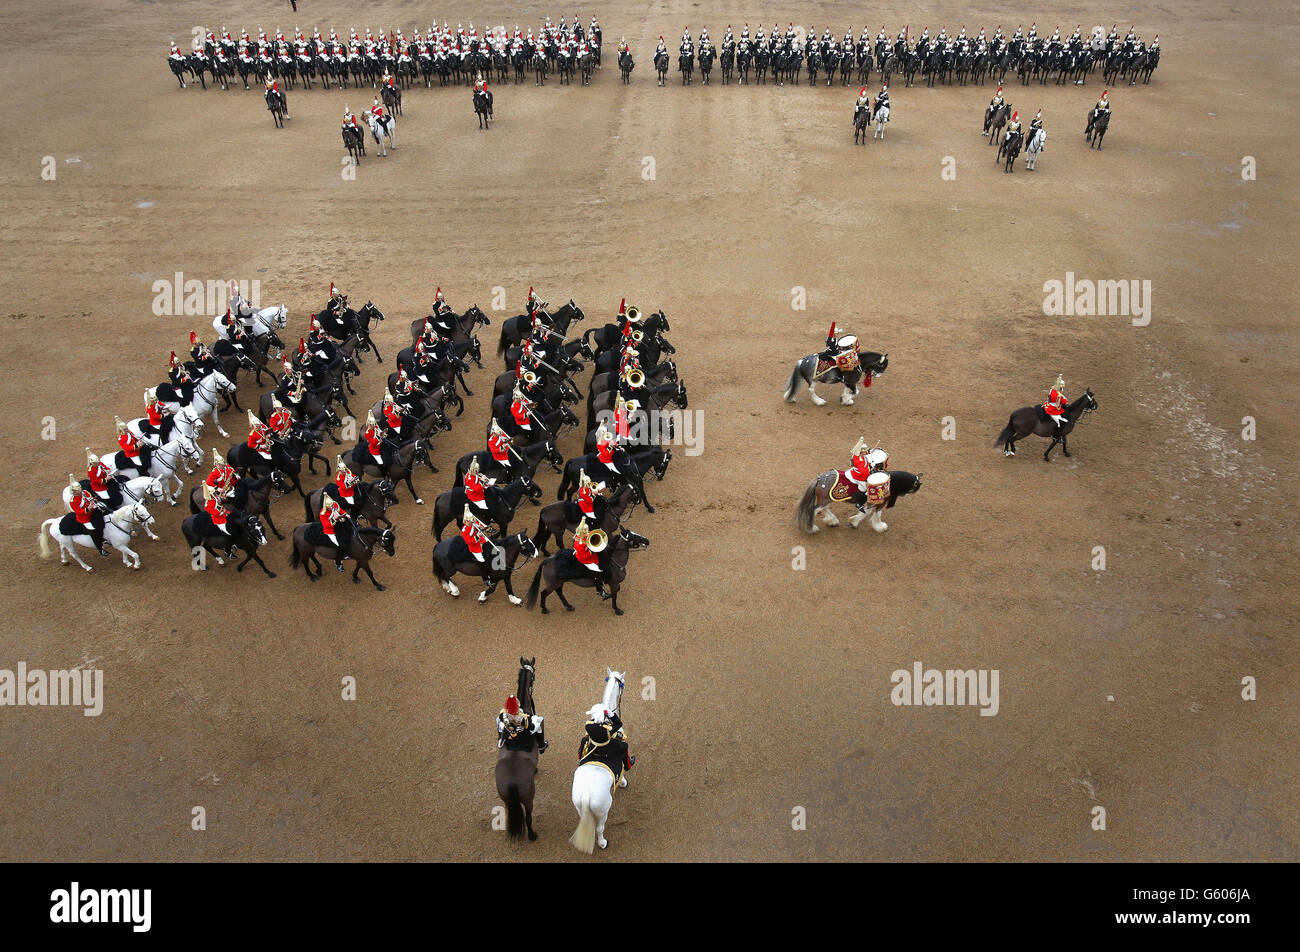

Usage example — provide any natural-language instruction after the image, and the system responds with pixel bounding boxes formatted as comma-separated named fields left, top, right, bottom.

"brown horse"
left=796, top=469, right=923, bottom=534
left=496, top=658, right=542, bottom=841
left=994, top=389, right=1097, bottom=460
left=288, top=522, right=395, bottom=589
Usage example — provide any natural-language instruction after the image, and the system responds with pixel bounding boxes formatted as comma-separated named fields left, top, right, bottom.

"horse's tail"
left=524, top=562, right=544, bottom=609
left=496, top=322, right=509, bottom=357
left=289, top=543, right=302, bottom=571
left=304, top=493, right=314, bottom=522
left=38, top=519, right=55, bottom=559
left=796, top=479, right=819, bottom=533
left=783, top=362, right=805, bottom=402
left=504, top=783, right=526, bottom=840
left=569, top=786, right=597, bottom=854
left=994, top=420, right=1015, bottom=447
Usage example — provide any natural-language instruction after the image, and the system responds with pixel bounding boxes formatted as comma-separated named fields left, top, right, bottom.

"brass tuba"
left=625, top=368, right=645, bottom=388
left=625, top=305, right=641, bottom=322
left=587, top=528, right=609, bottom=552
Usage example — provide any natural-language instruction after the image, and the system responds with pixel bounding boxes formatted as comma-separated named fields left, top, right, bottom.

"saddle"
left=814, top=351, right=859, bottom=379
left=59, top=513, right=95, bottom=538
left=828, top=470, right=861, bottom=503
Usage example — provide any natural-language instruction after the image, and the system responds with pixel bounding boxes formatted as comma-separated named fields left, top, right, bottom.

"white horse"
left=1024, top=128, right=1046, bottom=170
left=39, top=501, right=157, bottom=571
left=873, top=103, right=890, bottom=139
left=213, top=303, right=288, bottom=340
left=570, top=668, right=628, bottom=853
left=110, top=435, right=202, bottom=503
left=367, top=112, right=396, bottom=156
left=62, top=476, right=168, bottom=522
left=155, top=370, right=235, bottom=437
left=127, top=405, right=204, bottom=449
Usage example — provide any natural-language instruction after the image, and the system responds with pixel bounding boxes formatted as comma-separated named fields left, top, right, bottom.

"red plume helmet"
left=505, top=695, right=520, bottom=715
left=618, top=297, right=626, bottom=315
left=298, top=337, right=307, bottom=354
left=189, top=331, right=199, bottom=346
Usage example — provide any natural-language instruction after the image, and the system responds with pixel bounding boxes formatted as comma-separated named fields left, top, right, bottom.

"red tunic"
left=597, top=436, right=616, bottom=465
left=70, top=491, right=98, bottom=525
left=334, top=471, right=356, bottom=502
left=88, top=463, right=111, bottom=493
left=320, top=507, right=342, bottom=537
left=464, top=470, right=486, bottom=505
left=204, top=497, right=228, bottom=526
left=383, top=403, right=403, bottom=432
left=118, top=431, right=141, bottom=458
left=206, top=465, right=235, bottom=494
left=488, top=433, right=511, bottom=464
left=248, top=426, right=270, bottom=454
left=578, top=484, right=596, bottom=517
left=573, top=536, right=599, bottom=568
left=849, top=453, right=871, bottom=484
left=364, top=424, right=385, bottom=457
left=269, top=408, right=293, bottom=434
left=147, top=403, right=165, bottom=427
left=510, top=399, right=531, bottom=428
left=1044, top=387, right=1068, bottom=416
left=461, top=520, right=485, bottom=555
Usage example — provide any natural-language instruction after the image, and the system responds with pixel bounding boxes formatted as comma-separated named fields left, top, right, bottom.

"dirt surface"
left=2, top=0, right=1296, bottom=862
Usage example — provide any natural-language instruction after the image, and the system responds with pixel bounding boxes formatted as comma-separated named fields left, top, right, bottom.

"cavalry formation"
left=166, top=16, right=607, bottom=93
left=38, top=280, right=685, bottom=618
left=642, top=21, right=1158, bottom=89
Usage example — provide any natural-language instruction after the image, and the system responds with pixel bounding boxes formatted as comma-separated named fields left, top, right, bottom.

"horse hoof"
left=598, top=837, right=608, bottom=849
left=415, top=498, right=424, bottom=505
left=84, top=566, right=93, bottom=573
left=509, top=595, right=522, bottom=605
left=614, top=608, right=624, bottom=616
left=478, top=592, right=489, bottom=603
left=528, top=831, right=537, bottom=841
left=565, top=604, right=575, bottom=612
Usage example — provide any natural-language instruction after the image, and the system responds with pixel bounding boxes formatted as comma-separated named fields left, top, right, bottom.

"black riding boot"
left=91, top=526, right=108, bottom=557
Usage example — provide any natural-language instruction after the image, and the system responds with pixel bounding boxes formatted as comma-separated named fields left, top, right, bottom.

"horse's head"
left=517, top=535, right=540, bottom=560
left=522, top=474, right=544, bottom=501
left=654, top=450, right=673, bottom=479
left=378, top=478, right=398, bottom=505
left=246, top=517, right=267, bottom=546
left=270, top=470, right=290, bottom=494
left=622, top=529, right=651, bottom=549
left=379, top=528, right=396, bottom=556
left=602, top=668, right=626, bottom=714
left=131, top=501, right=154, bottom=527
left=545, top=442, right=563, bottom=471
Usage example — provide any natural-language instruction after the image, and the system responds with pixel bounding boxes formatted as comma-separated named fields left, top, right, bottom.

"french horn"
left=587, top=528, right=609, bottom=553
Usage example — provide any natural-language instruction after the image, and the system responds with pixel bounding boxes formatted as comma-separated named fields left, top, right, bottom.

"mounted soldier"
left=578, top=705, right=633, bottom=785
left=498, top=694, right=547, bottom=754
left=68, top=474, right=109, bottom=555
left=115, top=416, right=152, bottom=472
left=326, top=455, right=360, bottom=513
left=1043, top=373, right=1070, bottom=428
left=571, top=518, right=612, bottom=600
left=84, top=449, right=122, bottom=508
left=460, top=505, right=496, bottom=563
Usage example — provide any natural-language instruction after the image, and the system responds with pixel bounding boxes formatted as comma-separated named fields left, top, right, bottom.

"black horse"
left=1085, top=108, right=1110, bottom=149
left=473, top=87, right=493, bottom=129
left=995, top=389, right=1098, bottom=460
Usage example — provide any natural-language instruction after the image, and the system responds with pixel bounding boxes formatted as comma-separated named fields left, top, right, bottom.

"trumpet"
left=522, top=370, right=539, bottom=386
left=624, top=368, right=645, bottom=388
left=630, top=329, right=644, bottom=344
left=587, top=527, right=609, bottom=552
left=625, top=305, right=641, bottom=322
